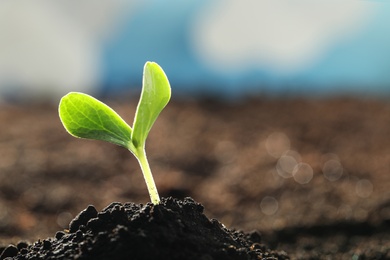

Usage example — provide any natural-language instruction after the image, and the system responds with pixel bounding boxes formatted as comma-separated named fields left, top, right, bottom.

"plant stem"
left=135, top=148, right=160, bottom=205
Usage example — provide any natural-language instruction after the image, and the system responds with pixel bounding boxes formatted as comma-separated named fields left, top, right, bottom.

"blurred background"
left=0, top=0, right=389, bottom=101
left=1, top=1, right=390, bottom=258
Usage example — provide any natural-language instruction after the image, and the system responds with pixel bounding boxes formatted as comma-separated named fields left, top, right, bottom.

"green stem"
left=135, top=148, right=160, bottom=205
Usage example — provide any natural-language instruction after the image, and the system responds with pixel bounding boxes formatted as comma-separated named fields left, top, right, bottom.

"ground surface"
left=1, top=96, right=390, bottom=259
left=1, top=197, right=288, bottom=259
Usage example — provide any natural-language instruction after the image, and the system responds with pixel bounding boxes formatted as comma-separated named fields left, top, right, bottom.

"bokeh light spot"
left=260, top=196, right=279, bottom=215
left=355, top=179, right=373, bottom=198
left=56, top=211, right=73, bottom=229
left=276, top=150, right=301, bottom=178
left=265, top=132, right=290, bottom=158
left=322, top=159, right=343, bottom=181
left=293, top=162, right=313, bottom=184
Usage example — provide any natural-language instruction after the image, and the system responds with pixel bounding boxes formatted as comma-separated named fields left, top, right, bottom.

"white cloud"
left=191, top=0, right=376, bottom=73
left=0, top=1, right=136, bottom=101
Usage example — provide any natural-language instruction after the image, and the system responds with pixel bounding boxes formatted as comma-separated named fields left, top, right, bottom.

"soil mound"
left=0, top=197, right=288, bottom=260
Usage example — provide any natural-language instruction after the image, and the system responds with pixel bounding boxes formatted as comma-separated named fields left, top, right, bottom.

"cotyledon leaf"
left=59, top=92, right=132, bottom=149
left=131, top=62, right=171, bottom=148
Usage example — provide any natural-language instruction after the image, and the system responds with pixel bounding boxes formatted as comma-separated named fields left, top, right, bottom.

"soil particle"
left=0, top=197, right=288, bottom=260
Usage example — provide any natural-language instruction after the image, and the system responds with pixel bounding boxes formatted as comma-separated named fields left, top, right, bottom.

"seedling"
left=58, top=62, right=171, bottom=205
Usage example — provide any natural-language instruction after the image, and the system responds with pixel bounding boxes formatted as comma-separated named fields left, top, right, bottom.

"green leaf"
left=132, top=62, right=171, bottom=148
left=59, top=92, right=132, bottom=149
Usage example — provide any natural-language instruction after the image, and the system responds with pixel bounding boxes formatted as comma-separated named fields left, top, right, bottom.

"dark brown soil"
left=1, top=96, right=390, bottom=259
left=0, top=197, right=288, bottom=259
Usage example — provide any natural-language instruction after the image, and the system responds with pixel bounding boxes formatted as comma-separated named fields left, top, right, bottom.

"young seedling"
left=58, top=62, right=171, bottom=205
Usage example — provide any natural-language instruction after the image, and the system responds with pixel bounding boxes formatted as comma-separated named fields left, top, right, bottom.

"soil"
left=0, top=197, right=288, bottom=259
left=1, top=96, right=390, bottom=259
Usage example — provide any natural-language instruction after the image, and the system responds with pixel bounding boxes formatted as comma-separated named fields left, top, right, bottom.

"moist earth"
left=1, top=97, right=390, bottom=259
left=0, top=197, right=288, bottom=260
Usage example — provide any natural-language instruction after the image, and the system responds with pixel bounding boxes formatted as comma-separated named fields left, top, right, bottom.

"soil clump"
left=0, top=197, right=288, bottom=260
